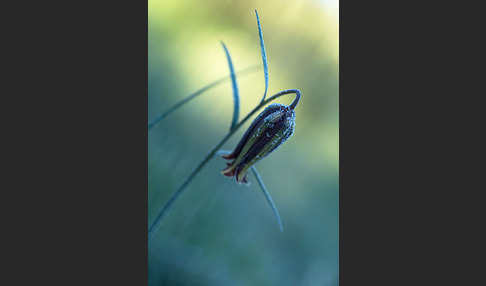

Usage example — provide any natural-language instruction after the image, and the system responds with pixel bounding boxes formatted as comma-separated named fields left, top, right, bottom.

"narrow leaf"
left=255, top=9, right=269, bottom=103
left=251, top=166, right=283, bottom=232
left=148, top=65, right=259, bottom=130
left=221, top=41, right=239, bottom=130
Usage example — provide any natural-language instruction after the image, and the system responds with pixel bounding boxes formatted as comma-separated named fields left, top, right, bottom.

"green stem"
left=148, top=89, right=301, bottom=242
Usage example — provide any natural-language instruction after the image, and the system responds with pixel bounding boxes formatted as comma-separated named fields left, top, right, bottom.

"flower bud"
left=222, top=103, right=296, bottom=185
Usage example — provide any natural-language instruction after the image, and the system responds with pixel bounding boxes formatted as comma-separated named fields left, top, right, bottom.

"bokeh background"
left=148, top=0, right=339, bottom=285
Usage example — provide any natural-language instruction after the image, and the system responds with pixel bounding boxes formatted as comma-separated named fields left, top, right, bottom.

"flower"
left=222, top=103, right=296, bottom=185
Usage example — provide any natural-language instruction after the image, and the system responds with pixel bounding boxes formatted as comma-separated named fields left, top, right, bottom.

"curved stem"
left=148, top=89, right=301, bottom=242
left=289, top=89, right=301, bottom=110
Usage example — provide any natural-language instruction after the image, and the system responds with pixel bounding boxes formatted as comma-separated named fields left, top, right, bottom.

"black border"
left=6, top=0, right=480, bottom=284
left=339, top=1, right=480, bottom=284
left=8, top=1, right=149, bottom=284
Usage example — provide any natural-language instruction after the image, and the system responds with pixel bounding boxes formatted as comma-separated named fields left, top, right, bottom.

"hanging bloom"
left=222, top=103, right=296, bottom=185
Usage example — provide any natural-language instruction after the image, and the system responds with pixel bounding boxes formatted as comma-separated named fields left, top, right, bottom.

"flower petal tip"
left=236, top=174, right=250, bottom=186
left=222, top=153, right=236, bottom=160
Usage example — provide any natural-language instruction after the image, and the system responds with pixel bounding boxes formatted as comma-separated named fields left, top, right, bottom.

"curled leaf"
left=221, top=41, right=239, bottom=131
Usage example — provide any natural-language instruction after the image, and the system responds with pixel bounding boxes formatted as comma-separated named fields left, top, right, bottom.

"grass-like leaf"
left=251, top=166, right=283, bottom=232
left=148, top=65, right=259, bottom=130
left=220, top=41, right=239, bottom=131
left=255, top=10, right=269, bottom=103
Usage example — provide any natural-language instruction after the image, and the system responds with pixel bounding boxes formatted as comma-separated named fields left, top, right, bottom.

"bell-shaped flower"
left=222, top=103, right=296, bottom=184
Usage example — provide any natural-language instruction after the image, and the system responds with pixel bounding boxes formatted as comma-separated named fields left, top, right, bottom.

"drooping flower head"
left=222, top=103, right=296, bottom=185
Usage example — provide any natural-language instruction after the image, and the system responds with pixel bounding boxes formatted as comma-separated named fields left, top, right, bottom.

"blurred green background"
left=148, top=0, right=338, bottom=285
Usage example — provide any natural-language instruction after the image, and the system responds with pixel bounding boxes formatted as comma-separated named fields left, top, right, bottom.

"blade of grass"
left=255, top=10, right=269, bottom=103
left=220, top=41, right=239, bottom=131
left=148, top=65, right=260, bottom=130
left=251, top=166, right=283, bottom=232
